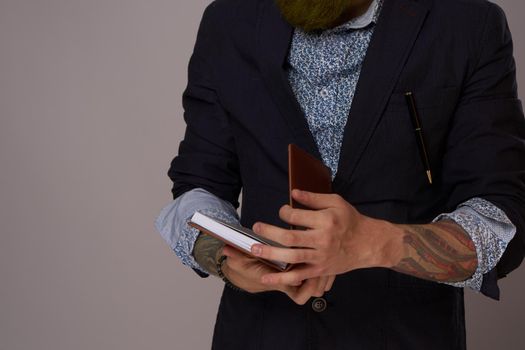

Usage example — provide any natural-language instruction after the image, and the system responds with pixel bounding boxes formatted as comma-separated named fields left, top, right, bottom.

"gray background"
left=0, top=0, right=523, bottom=349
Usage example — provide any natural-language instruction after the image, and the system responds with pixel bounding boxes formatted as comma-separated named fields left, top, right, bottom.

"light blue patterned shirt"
left=155, top=0, right=516, bottom=297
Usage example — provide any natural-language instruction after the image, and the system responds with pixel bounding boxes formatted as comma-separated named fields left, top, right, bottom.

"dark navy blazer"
left=168, top=0, right=525, bottom=348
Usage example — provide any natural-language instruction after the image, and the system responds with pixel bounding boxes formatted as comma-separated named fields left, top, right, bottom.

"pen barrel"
left=414, top=128, right=432, bottom=169
left=405, top=92, right=433, bottom=184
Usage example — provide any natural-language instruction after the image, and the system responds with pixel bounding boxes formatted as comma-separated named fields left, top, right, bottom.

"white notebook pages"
left=189, top=211, right=289, bottom=271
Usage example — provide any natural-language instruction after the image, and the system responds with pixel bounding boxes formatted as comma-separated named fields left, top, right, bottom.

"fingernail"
left=252, top=223, right=259, bottom=233
left=252, top=245, right=262, bottom=256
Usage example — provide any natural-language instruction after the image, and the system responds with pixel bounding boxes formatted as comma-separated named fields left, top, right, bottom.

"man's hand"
left=250, top=189, right=478, bottom=286
left=221, top=244, right=336, bottom=305
left=249, top=189, right=394, bottom=285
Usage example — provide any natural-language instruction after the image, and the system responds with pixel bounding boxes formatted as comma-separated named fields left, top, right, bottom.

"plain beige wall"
left=0, top=0, right=523, bottom=349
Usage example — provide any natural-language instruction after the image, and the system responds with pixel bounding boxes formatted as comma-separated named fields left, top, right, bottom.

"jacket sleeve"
left=441, top=2, right=525, bottom=285
left=168, top=2, right=242, bottom=210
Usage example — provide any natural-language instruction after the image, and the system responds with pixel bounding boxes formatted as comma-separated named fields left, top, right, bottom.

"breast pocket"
left=385, top=86, right=459, bottom=124
left=355, top=87, right=460, bottom=201
left=386, top=86, right=459, bottom=162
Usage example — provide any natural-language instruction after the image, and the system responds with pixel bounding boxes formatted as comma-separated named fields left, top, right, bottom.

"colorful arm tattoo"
left=192, top=232, right=225, bottom=278
left=392, top=220, right=478, bottom=282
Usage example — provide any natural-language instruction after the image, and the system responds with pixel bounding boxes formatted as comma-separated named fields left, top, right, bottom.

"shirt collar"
left=323, top=0, right=383, bottom=34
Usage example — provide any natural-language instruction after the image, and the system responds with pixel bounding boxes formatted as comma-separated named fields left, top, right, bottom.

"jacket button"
left=311, top=297, right=327, bottom=312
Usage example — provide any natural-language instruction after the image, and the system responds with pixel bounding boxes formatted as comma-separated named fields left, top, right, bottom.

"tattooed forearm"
left=192, top=232, right=225, bottom=277
left=391, top=220, right=478, bottom=282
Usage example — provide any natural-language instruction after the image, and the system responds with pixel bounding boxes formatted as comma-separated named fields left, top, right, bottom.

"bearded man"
left=155, top=0, right=525, bottom=348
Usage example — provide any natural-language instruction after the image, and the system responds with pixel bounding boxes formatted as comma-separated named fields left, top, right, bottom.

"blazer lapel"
left=255, top=0, right=430, bottom=191
left=255, top=0, right=322, bottom=161
left=334, top=0, right=430, bottom=190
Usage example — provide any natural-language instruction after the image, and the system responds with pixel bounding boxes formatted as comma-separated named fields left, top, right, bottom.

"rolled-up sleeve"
left=155, top=188, right=240, bottom=277
left=434, top=198, right=516, bottom=299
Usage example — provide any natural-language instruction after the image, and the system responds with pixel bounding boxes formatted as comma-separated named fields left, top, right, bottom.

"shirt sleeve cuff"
left=184, top=206, right=240, bottom=276
left=154, top=188, right=240, bottom=277
left=432, top=197, right=516, bottom=299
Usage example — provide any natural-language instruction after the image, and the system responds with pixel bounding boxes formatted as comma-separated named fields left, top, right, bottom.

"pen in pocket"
left=404, top=92, right=433, bottom=185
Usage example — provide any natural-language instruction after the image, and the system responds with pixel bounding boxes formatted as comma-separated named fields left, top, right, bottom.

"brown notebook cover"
left=288, top=143, right=332, bottom=230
